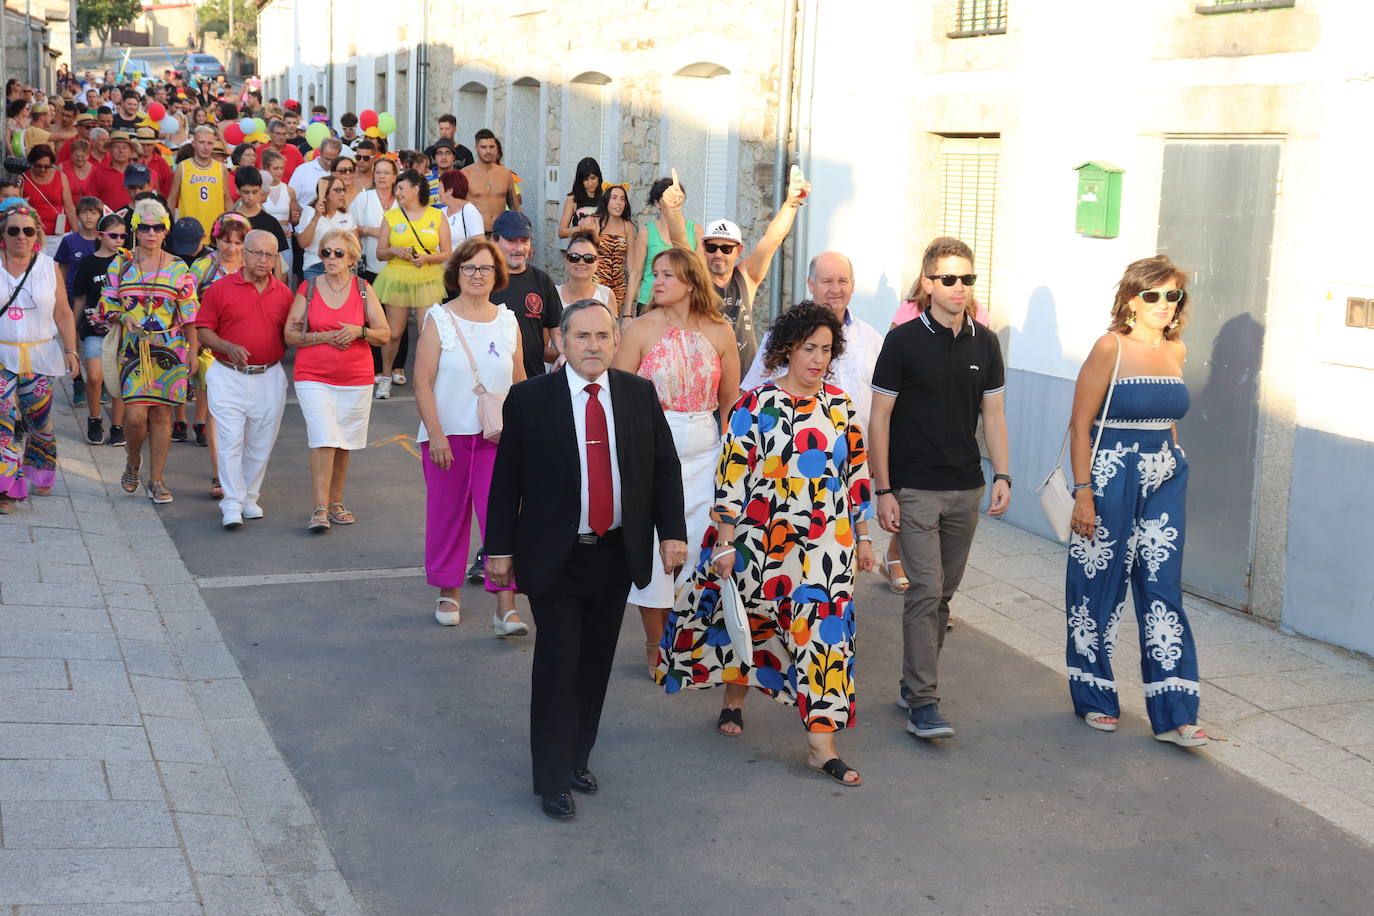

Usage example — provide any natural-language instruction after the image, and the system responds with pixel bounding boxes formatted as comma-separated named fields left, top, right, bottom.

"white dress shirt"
left=568, top=366, right=624, bottom=533
left=739, top=309, right=884, bottom=431
left=288, top=158, right=328, bottom=209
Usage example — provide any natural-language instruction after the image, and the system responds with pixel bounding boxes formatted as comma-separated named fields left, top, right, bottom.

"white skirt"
left=295, top=381, right=373, bottom=449
left=627, top=409, right=721, bottom=608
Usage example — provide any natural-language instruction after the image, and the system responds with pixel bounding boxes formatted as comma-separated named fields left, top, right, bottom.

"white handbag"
left=718, top=575, right=753, bottom=666
left=1036, top=335, right=1121, bottom=542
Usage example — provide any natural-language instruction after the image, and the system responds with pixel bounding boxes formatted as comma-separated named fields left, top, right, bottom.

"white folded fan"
left=718, top=576, right=753, bottom=666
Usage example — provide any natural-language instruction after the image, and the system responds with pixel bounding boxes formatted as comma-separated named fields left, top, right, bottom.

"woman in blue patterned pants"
left=1063, top=256, right=1207, bottom=748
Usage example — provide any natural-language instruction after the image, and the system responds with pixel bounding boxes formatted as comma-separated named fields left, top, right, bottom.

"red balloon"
left=223, top=123, right=245, bottom=145
left=147, top=102, right=166, bottom=122
left=359, top=109, right=378, bottom=130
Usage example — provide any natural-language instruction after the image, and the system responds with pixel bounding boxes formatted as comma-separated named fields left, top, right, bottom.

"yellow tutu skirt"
left=372, top=262, right=448, bottom=309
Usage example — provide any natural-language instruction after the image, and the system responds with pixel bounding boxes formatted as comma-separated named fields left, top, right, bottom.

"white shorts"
left=295, top=380, right=373, bottom=449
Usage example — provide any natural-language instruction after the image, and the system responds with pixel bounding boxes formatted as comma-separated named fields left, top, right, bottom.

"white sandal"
left=1084, top=712, right=1119, bottom=732
left=880, top=558, right=910, bottom=595
left=492, top=608, right=529, bottom=638
left=1155, top=724, right=1209, bottom=747
left=434, top=596, right=461, bottom=626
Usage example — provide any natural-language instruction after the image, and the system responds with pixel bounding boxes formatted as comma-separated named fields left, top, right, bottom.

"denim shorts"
left=79, top=335, right=105, bottom=360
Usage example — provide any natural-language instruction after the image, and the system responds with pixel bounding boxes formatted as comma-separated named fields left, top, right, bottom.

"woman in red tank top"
left=283, top=229, right=389, bottom=532
left=21, top=145, right=77, bottom=254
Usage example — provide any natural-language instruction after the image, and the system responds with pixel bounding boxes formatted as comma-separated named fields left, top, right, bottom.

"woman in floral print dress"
left=657, top=302, right=876, bottom=786
left=1064, top=255, right=1207, bottom=748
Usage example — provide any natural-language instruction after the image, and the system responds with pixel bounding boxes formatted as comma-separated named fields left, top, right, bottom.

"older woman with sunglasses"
left=555, top=229, right=617, bottom=314
left=99, top=198, right=200, bottom=505
left=22, top=145, right=77, bottom=257
left=284, top=229, right=388, bottom=532
left=0, top=204, right=80, bottom=513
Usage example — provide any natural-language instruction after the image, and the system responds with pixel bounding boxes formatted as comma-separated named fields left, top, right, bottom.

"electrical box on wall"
left=545, top=165, right=561, bottom=203
left=1073, top=161, right=1124, bottom=239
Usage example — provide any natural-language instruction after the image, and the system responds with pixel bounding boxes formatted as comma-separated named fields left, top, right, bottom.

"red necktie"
left=584, top=383, right=613, bottom=535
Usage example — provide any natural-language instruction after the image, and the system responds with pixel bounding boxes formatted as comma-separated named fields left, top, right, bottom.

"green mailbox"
left=1073, top=161, right=1123, bottom=239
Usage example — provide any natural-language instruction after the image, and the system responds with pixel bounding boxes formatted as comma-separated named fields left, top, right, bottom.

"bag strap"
left=1043, top=334, right=1123, bottom=488
left=445, top=308, right=487, bottom=395
left=302, top=277, right=319, bottom=334
left=2, top=254, right=39, bottom=313
left=402, top=210, right=432, bottom=255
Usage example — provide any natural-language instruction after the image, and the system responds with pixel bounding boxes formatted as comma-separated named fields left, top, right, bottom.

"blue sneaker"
left=906, top=702, right=955, bottom=739
left=896, top=683, right=919, bottom=710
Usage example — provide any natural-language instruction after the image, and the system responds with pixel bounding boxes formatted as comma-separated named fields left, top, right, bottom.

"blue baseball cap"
left=491, top=209, right=532, bottom=240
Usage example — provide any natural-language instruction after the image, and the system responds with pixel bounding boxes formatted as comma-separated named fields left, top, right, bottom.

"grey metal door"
left=1155, top=140, right=1279, bottom=610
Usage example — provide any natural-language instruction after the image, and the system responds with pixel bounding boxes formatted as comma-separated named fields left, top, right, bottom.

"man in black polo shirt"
left=869, top=236, right=1011, bottom=740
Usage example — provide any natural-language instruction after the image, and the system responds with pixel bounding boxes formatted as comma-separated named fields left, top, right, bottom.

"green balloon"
left=378, top=112, right=397, bottom=135
left=253, top=118, right=267, bottom=135
left=305, top=122, right=330, bottom=149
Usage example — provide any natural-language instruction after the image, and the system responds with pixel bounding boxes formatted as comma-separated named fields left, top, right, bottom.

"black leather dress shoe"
left=541, top=790, right=575, bottom=820
left=570, top=769, right=598, bottom=794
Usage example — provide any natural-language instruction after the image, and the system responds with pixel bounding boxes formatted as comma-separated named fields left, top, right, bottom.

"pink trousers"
left=421, top=434, right=514, bottom=592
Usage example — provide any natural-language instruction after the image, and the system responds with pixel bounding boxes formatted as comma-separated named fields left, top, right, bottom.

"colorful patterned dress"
left=656, top=381, right=874, bottom=733
left=99, top=255, right=199, bottom=406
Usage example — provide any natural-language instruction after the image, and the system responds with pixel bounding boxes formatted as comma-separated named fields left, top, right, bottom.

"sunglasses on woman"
left=136, top=224, right=167, bottom=234
left=334, top=166, right=355, bottom=174
left=564, top=252, right=597, bottom=264
left=5, top=225, right=36, bottom=237
left=1139, top=288, right=1185, bottom=305
left=320, top=248, right=348, bottom=259
left=926, top=274, right=978, bottom=287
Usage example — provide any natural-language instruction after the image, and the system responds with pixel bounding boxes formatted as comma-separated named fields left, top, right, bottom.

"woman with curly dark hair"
left=655, top=301, right=876, bottom=786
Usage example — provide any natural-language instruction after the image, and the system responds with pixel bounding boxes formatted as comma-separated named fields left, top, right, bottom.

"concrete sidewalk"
left=943, top=518, right=1374, bottom=847
left=0, top=392, right=360, bottom=913
left=3, top=383, right=1372, bottom=911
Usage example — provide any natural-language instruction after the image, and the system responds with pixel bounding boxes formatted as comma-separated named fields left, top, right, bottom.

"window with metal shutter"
left=939, top=135, right=1000, bottom=314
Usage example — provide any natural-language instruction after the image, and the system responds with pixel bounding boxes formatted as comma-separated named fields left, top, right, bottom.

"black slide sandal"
left=716, top=707, right=744, bottom=736
left=813, top=757, right=862, bottom=787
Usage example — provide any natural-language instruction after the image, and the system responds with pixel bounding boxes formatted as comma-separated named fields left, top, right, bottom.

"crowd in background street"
left=0, top=67, right=1210, bottom=822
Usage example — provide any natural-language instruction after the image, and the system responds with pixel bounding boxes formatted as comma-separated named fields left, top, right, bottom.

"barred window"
left=940, top=136, right=1000, bottom=313
left=949, top=0, right=1008, bottom=38
left=1197, top=0, right=1296, bottom=13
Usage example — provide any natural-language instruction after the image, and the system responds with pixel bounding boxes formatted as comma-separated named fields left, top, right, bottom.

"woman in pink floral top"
left=613, top=245, right=741, bottom=675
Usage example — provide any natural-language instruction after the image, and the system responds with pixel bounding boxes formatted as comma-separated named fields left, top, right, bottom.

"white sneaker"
left=375, top=377, right=392, bottom=400
left=434, top=597, right=460, bottom=626
left=222, top=509, right=243, bottom=529
left=493, top=609, right=529, bottom=638
left=242, top=504, right=264, bottom=520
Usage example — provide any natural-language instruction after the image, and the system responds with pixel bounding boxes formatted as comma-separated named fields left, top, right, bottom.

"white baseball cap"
left=703, top=218, right=742, bottom=244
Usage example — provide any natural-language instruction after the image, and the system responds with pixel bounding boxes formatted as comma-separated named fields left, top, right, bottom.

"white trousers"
left=206, top=361, right=287, bottom=514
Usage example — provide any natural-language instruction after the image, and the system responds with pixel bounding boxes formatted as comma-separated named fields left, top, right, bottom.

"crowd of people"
left=0, top=71, right=1209, bottom=822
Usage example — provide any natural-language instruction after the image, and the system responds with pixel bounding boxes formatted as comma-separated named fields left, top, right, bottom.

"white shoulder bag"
left=1036, top=335, right=1121, bottom=542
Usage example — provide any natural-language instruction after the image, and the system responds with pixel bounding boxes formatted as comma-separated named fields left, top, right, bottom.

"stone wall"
left=420, top=0, right=791, bottom=318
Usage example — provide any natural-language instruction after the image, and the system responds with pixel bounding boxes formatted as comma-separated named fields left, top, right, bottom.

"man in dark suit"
left=487, top=299, right=687, bottom=821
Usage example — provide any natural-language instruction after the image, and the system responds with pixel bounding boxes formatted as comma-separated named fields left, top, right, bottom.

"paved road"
left=152, top=387, right=1374, bottom=915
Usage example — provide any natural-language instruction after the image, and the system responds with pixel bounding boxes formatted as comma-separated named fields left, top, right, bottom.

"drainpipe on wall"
left=415, top=0, right=429, bottom=150
left=789, top=0, right=819, bottom=305
left=768, top=0, right=799, bottom=320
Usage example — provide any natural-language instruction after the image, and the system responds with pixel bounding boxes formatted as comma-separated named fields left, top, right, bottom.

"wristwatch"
left=993, top=473, right=1012, bottom=488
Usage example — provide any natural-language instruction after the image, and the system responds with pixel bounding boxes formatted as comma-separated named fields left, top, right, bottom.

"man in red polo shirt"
left=193, top=229, right=293, bottom=528
left=257, top=118, right=303, bottom=182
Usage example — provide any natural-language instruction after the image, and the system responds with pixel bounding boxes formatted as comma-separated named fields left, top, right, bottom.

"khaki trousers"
left=895, top=486, right=983, bottom=708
